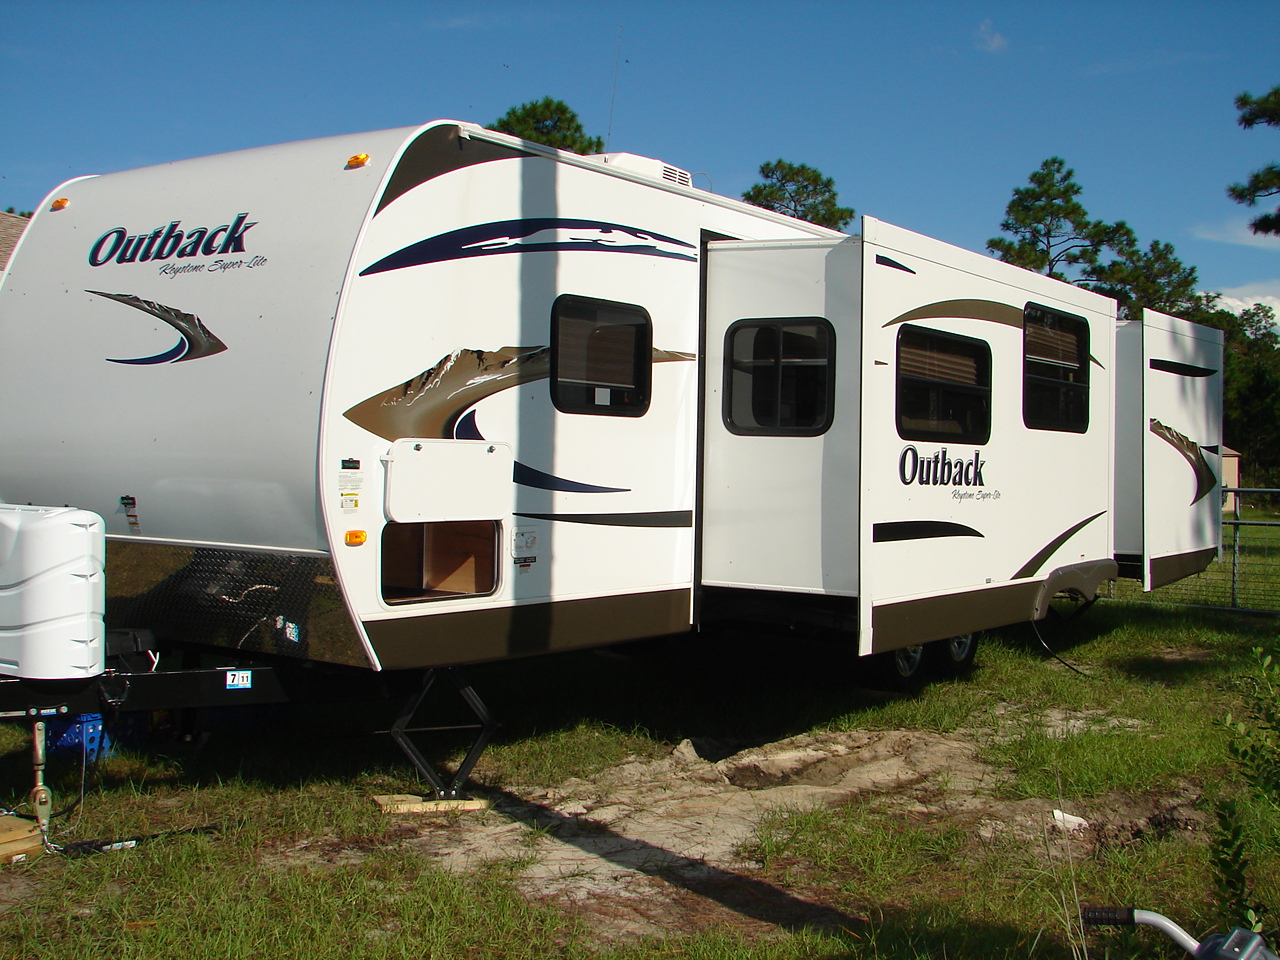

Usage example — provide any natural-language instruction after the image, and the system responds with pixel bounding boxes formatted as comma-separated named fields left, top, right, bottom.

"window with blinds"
left=896, top=325, right=991, bottom=444
left=551, top=295, right=652, bottom=416
left=1023, top=303, right=1088, bottom=433
left=723, top=318, right=835, bottom=435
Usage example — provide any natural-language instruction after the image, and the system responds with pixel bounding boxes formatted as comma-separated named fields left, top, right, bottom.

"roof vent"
left=591, top=153, right=694, bottom=188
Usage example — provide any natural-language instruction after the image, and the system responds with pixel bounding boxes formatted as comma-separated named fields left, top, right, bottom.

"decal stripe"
left=359, top=219, right=697, bottom=276
left=89, top=290, right=227, bottom=364
left=875, top=254, right=916, bottom=274
left=872, top=521, right=983, bottom=542
left=375, top=125, right=534, bottom=215
left=453, top=409, right=631, bottom=492
left=513, top=462, right=629, bottom=494
left=883, top=299, right=1024, bottom=330
left=107, top=339, right=188, bottom=365
left=514, top=511, right=692, bottom=528
left=1149, top=358, right=1217, bottom=378
left=345, top=346, right=692, bottom=442
left=1150, top=418, right=1218, bottom=504
left=1012, top=512, right=1105, bottom=580
left=452, top=410, right=485, bottom=440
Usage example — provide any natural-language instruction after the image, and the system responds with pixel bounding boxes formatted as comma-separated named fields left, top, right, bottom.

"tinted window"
left=1024, top=304, right=1089, bottom=433
left=551, top=295, right=651, bottom=416
left=724, top=319, right=835, bottom=435
left=896, top=325, right=991, bottom=444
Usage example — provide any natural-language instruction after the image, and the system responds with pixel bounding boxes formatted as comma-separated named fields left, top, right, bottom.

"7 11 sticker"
left=225, top=670, right=252, bottom=690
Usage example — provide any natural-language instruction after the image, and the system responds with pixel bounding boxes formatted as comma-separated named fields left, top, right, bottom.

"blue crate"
left=46, top=713, right=113, bottom=762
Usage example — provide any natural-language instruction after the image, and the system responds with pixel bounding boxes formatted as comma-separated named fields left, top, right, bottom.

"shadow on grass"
left=990, top=601, right=1278, bottom=686
left=484, top=786, right=1076, bottom=959
left=487, top=785, right=869, bottom=937
left=0, top=627, right=909, bottom=799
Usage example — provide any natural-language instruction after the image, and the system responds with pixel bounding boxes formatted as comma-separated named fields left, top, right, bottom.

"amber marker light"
left=344, top=530, right=368, bottom=546
left=346, top=153, right=370, bottom=169
left=51, top=198, right=70, bottom=210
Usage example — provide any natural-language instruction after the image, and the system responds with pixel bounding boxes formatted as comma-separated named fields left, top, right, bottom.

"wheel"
left=891, top=644, right=927, bottom=679
left=928, top=632, right=979, bottom=674
left=871, top=643, right=928, bottom=691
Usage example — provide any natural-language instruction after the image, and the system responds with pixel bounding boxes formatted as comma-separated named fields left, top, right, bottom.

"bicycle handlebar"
left=1082, top=907, right=1277, bottom=960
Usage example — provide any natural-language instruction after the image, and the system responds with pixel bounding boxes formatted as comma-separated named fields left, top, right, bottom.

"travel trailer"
left=0, top=120, right=1223, bottom=700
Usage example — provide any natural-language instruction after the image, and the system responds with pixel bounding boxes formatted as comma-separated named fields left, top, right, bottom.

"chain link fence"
left=1100, top=488, right=1280, bottom=612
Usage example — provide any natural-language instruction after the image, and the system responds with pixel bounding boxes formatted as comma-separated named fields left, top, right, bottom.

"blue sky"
left=4, top=0, right=1278, bottom=309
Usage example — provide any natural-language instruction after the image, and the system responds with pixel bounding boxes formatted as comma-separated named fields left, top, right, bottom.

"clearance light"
left=51, top=198, right=70, bottom=210
left=346, top=153, right=370, bottom=169
left=345, top=530, right=368, bottom=546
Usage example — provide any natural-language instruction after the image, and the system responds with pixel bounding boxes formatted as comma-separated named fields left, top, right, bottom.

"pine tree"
left=1228, top=86, right=1280, bottom=235
left=741, top=160, right=854, bottom=230
left=986, top=157, right=1131, bottom=281
left=488, top=98, right=603, bottom=155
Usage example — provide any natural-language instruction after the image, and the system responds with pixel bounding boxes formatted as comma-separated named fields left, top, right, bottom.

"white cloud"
left=1191, top=217, right=1280, bottom=251
left=973, top=19, right=1007, bottom=54
left=1206, top=283, right=1280, bottom=316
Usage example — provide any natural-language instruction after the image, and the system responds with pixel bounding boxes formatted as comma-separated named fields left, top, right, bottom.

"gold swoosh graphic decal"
left=883, top=299, right=1025, bottom=330
left=344, top=347, right=694, bottom=441
left=1150, top=418, right=1217, bottom=505
left=884, top=299, right=1104, bottom=368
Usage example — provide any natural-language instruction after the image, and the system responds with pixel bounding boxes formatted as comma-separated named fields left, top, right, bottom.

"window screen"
left=1023, top=304, right=1089, bottom=433
left=381, top=520, right=499, bottom=604
left=551, top=295, right=651, bottom=416
left=724, top=318, right=835, bottom=435
left=896, top=325, right=991, bottom=444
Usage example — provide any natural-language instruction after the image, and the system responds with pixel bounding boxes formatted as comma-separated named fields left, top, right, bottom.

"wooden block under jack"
left=372, top=794, right=493, bottom=814
left=0, top=815, right=43, bottom=864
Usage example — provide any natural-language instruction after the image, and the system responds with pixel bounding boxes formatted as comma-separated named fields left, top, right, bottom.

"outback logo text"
left=898, top=445, right=986, bottom=487
left=88, top=213, right=257, bottom=267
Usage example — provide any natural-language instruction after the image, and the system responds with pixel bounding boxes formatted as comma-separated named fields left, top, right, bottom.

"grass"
left=1104, top=505, right=1280, bottom=610
left=1, top=601, right=1278, bottom=958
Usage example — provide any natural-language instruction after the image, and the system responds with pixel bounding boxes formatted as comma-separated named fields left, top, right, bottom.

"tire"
left=928, top=632, right=978, bottom=674
left=872, top=643, right=928, bottom=691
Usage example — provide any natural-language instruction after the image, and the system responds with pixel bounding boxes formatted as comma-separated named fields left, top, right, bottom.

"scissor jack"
left=385, top=668, right=499, bottom=801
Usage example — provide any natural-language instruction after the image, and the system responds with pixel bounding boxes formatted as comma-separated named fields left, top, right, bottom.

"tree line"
left=490, top=94, right=1279, bottom=485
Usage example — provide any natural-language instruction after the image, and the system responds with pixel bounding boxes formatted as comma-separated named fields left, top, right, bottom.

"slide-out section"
left=1114, top=309, right=1224, bottom=590
left=700, top=238, right=862, bottom=600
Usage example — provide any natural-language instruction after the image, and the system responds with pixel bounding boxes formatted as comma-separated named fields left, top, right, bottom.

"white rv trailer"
left=0, top=120, right=1224, bottom=683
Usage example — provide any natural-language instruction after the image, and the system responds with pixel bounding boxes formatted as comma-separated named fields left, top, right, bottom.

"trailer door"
left=700, top=239, right=861, bottom=595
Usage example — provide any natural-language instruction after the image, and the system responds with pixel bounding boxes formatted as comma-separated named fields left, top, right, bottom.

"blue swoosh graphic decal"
left=453, top=410, right=485, bottom=440
left=108, top=339, right=188, bottom=365
left=512, top=462, right=629, bottom=494
left=90, top=290, right=228, bottom=364
left=359, top=218, right=697, bottom=276
left=452, top=409, right=629, bottom=493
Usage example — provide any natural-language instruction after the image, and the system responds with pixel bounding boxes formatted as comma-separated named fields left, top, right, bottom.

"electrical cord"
left=59, top=824, right=221, bottom=858
left=1031, top=615, right=1096, bottom=679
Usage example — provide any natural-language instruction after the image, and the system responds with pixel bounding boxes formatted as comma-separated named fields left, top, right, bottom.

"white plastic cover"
left=0, top=504, right=105, bottom=679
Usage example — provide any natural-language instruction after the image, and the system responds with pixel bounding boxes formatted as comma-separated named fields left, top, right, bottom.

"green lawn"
left=1, top=603, right=1277, bottom=959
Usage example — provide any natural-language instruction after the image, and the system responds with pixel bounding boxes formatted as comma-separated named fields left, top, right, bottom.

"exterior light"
left=344, top=530, right=368, bottom=546
left=346, top=154, right=370, bottom=169
left=51, top=198, right=70, bottom=211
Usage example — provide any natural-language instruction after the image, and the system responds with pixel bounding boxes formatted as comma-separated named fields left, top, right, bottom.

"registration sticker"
left=225, top=670, right=252, bottom=690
